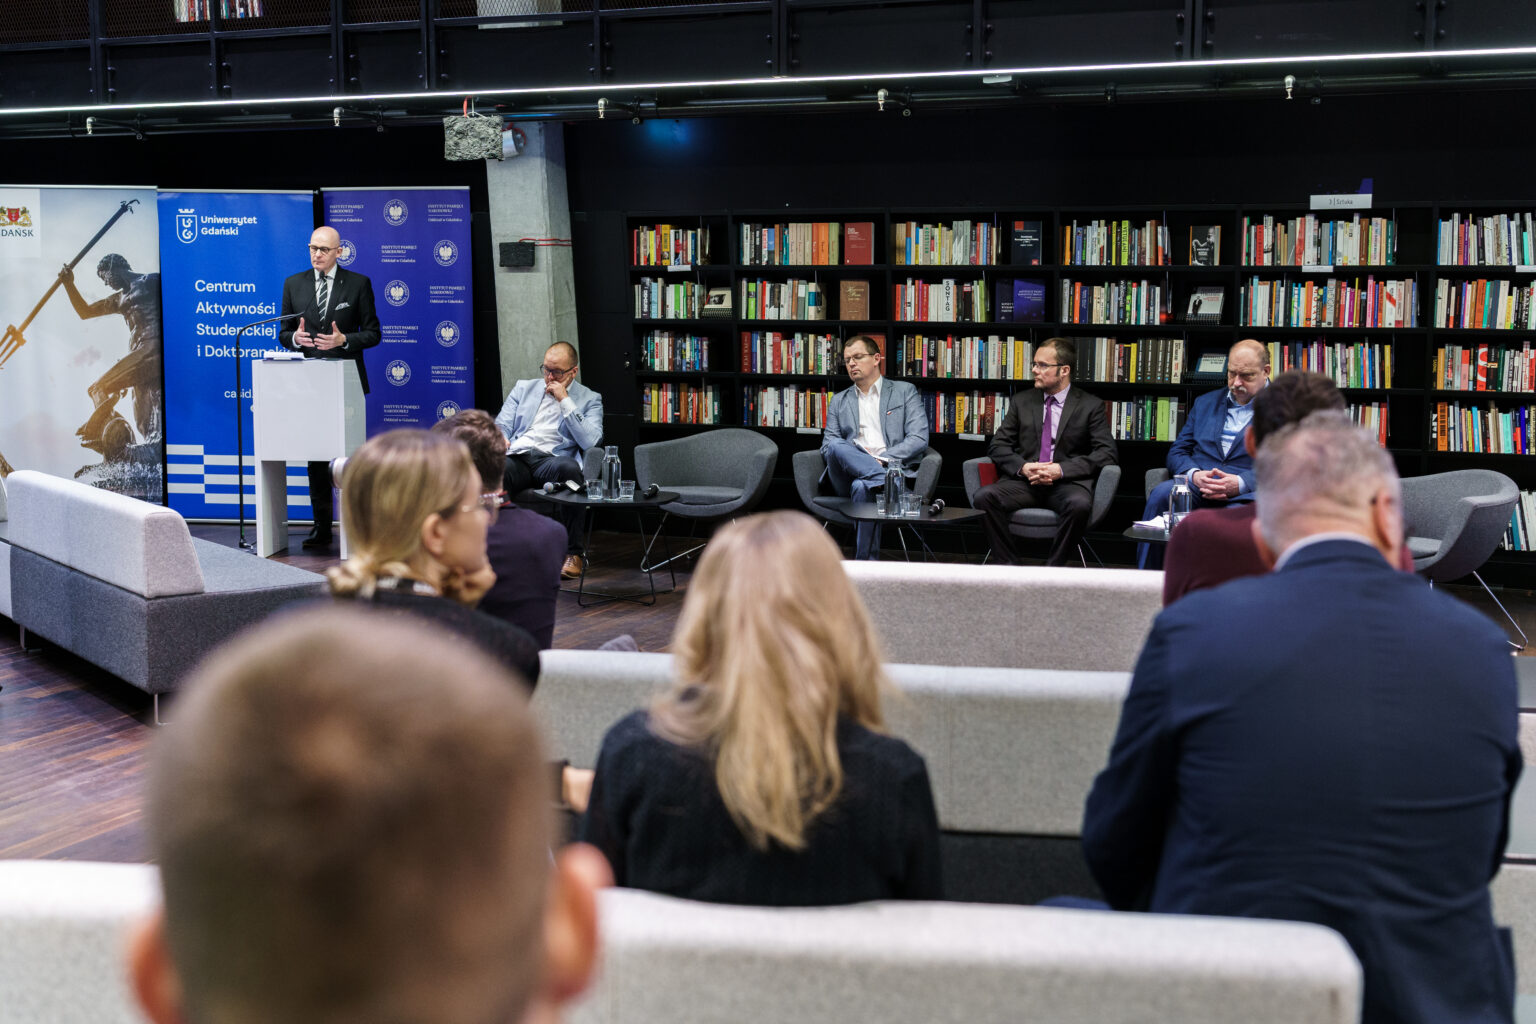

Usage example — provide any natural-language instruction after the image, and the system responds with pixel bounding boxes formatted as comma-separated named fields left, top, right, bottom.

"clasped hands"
left=292, top=316, right=347, bottom=351
left=1190, top=468, right=1241, bottom=500
left=1019, top=461, right=1062, bottom=485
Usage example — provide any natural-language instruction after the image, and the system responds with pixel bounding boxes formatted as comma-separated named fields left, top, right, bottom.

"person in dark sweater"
left=580, top=510, right=942, bottom=906
left=432, top=409, right=565, bottom=649
left=327, top=428, right=541, bottom=688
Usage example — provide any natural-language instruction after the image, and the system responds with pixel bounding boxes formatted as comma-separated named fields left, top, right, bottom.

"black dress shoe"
left=301, top=527, right=334, bottom=550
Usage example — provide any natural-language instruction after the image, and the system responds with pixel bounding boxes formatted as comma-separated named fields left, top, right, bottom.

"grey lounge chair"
left=961, top=458, right=1121, bottom=567
left=633, top=428, right=777, bottom=570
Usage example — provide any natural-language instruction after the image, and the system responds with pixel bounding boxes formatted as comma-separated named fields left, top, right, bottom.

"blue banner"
left=321, top=188, right=475, bottom=433
left=159, top=190, right=315, bottom=520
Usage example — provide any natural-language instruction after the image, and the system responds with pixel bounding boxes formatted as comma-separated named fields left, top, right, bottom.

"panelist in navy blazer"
left=974, top=337, right=1117, bottom=566
left=1084, top=412, right=1520, bottom=1024
left=495, top=341, right=604, bottom=579
left=279, top=225, right=381, bottom=550
left=820, top=335, right=930, bottom=560
left=1140, top=338, right=1269, bottom=569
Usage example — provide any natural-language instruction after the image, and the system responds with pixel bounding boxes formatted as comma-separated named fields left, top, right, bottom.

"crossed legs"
left=822, top=438, right=888, bottom=560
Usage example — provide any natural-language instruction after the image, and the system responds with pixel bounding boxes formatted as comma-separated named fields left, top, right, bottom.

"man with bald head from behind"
left=128, top=606, right=609, bottom=1024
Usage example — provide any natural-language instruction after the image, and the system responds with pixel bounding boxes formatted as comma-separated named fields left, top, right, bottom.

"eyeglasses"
left=540, top=364, right=575, bottom=378
left=445, top=494, right=500, bottom=524
left=1031, top=361, right=1066, bottom=371
left=308, top=245, right=337, bottom=255
left=844, top=352, right=877, bottom=364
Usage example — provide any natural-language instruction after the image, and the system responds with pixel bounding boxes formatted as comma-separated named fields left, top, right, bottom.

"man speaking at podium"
left=279, top=225, right=381, bottom=550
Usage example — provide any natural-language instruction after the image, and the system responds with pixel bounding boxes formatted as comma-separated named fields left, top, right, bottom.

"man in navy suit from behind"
left=1084, top=411, right=1520, bottom=1024
left=1139, top=338, right=1269, bottom=569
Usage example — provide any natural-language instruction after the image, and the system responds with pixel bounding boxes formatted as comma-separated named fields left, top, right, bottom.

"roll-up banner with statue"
left=0, top=185, right=162, bottom=501
left=321, top=187, right=475, bottom=434
left=158, top=190, right=315, bottom=521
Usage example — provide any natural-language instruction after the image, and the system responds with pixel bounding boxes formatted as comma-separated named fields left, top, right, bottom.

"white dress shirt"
left=509, top=390, right=577, bottom=455
left=856, top=377, right=886, bottom=459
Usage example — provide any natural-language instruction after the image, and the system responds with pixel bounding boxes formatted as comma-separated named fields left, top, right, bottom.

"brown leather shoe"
left=561, top=554, right=585, bottom=580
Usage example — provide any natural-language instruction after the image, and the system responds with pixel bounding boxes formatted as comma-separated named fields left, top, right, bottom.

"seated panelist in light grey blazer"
left=820, top=335, right=930, bottom=559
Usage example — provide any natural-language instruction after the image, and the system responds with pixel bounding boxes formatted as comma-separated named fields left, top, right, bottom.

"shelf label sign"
left=1310, top=193, right=1372, bottom=210
left=1302, top=264, right=1335, bottom=274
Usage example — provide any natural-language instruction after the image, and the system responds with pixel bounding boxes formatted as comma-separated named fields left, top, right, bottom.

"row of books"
left=640, top=331, right=711, bottom=372
left=1059, top=279, right=1168, bottom=326
left=1437, top=212, right=1536, bottom=267
left=1265, top=339, right=1394, bottom=389
left=1435, top=342, right=1536, bottom=392
left=739, top=222, right=865, bottom=266
left=1433, top=278, right=1536, bottom=330
left=893, top=335, right=1036, bottom=381
left=1431, top=399, right=1533, bottom=453
left=1062, top=219, right=1172, bottom=267
left=174, top=0, right=263, bottom=19
left=742, top=386, right=833, bottom=429
left=1239, top=214, right=1397, bottom=267
left=891, top=278, right=994, bottom=323
left=1238, top=277, right=1417, bottom=328
left=1501, top=490, right=1536, bottom=551
left=632, top=225, right=710, bottom=267
left=920, top=390, right=1012, bottom=436
left=739, top=332, right=843, bottom=375
left=738, top=279, right=826, bottom=321
left=1349, top=402, right=1390, bottom=447
left=1105, top=398, right=1184, bottom=441
left=1075, top=336, right=1185, bottom=384
left=891, top=220, right=1009, bottom=266
left=641, top=383, right=720, bottom=424
left=634, top=278, right=705, bottom=320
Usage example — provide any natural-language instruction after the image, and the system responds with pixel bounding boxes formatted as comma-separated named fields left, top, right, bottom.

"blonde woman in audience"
left=581, top=510, right=941, bottom=905
left=327, top=428, right=540, bottom=688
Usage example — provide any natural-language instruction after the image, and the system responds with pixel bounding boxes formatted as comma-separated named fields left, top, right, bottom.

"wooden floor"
left=2, top=523, right=1534, bottom=864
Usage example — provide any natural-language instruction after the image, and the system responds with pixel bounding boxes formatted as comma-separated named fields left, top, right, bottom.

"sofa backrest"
left=533, top=650, right=1129, bottom=837
left=5, top=469, right=204, bottom=598
left=568, top=888, right=1362, bottom=1024
left=0, top=860, right=158, bottom=1024
left=841, top=561, right=1162, bottom=671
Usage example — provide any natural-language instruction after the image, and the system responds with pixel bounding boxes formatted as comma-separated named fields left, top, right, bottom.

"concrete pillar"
left=485, top=122, right=577, bottom=395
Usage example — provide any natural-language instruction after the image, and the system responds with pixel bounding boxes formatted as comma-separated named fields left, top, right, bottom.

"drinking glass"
left=618, top=479, right=636, bottom=501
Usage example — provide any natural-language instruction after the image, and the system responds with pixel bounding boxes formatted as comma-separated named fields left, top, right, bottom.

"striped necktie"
left=315, top=273, right=330, bottom=320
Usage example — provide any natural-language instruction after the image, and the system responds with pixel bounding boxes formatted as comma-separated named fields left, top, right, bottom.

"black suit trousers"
left=974, top=475, right=1092, bottom=567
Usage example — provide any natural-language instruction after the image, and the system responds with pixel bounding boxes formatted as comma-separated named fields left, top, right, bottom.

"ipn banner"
left=321, top=187, right=475, bottom=434
left=159, top=190, right=314, bottom=521
left=0, top=185, right=162, bottom=502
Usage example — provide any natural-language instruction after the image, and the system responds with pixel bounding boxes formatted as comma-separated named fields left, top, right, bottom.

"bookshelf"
left=623, top=202, right=1536, bottom=579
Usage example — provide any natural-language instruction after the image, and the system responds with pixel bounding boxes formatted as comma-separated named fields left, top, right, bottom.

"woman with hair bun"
left=327, top=428, right=540, bottom=689
left=580, top=510, right=941, bottom=905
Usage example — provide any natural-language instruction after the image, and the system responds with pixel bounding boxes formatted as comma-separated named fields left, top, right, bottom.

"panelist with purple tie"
left=973, top=337, right=1117, bottom=566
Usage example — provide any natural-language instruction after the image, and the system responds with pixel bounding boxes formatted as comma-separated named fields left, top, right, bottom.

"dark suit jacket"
left=987, top=384, right=1117, bottom=492
left=1084, top=540, right=1520, bottom=1024
left=478, top=506, right=566, bottom=650
left=279, top=266, right=382, bottom=393
left=1166, top=385, right=1256, bottom=495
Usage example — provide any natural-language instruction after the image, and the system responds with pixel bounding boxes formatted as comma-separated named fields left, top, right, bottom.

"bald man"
left=1140, top=338, right=1269, bottom=569
left=280, top=225, right=380, bottom=550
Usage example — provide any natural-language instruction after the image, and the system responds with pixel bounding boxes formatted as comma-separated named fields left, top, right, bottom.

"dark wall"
left=565, top=85, right=1536, bottom=457
left=7, top=126, right=507, bottom=411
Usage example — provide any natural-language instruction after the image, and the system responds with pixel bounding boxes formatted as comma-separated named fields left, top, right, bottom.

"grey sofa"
left=0, top=860, right=1365, bottom=1024
left=840, top=559, right=1164, bottom=671
left=3, top=470, right=327, bottom=715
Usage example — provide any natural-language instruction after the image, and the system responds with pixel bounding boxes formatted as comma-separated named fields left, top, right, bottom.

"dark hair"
left=433, top=409, right=507, bottom=492
left=843, top=335, right=881, bottom=357
left=1041, top=336, right=1075, bottom=373
left=1250, top=370, right=1345, bottom=446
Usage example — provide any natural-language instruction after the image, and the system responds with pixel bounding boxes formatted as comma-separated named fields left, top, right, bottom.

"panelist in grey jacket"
left=494, top=341, right=604, bottom=579
left=820, top=335, right=930, bottom=559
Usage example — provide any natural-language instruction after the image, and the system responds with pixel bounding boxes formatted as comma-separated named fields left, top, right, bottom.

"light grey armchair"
left=633, top=429, right=778, bottom=570
left=791, top=446, right=943, bottom=528
left=1400, top=468, right=1524, bottom=649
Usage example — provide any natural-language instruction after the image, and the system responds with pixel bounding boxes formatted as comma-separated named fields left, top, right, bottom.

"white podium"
left=252, top=358, right=366, bottom=558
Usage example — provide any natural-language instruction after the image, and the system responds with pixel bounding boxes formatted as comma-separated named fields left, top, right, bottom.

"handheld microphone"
left=642, top=483, right=660, bottom=499
left=928, top=498, right=945, bottom=516
left=540, top=479, right=584, bottom=494
left=540, top=481, right=558, bottom=494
